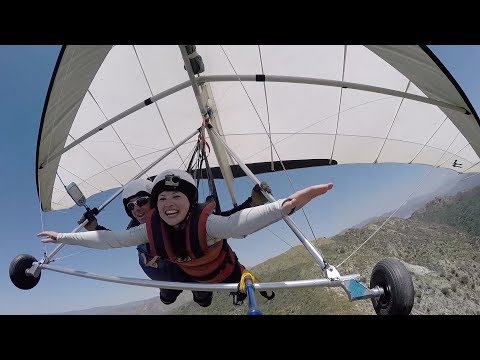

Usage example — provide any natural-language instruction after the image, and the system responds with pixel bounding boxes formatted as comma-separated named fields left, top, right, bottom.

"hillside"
left=61, top=184, right=480, bottom=315
left=59, top=289, right=191, bottom=315
left=411, top=185, right=480, bottom=236
left=169, top=218, right=480, bottom=315
left=348, top=175, right=480, bottom=230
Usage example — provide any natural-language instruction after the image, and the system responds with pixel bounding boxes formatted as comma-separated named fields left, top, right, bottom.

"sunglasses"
left=126, top=196, right=150, bottom=211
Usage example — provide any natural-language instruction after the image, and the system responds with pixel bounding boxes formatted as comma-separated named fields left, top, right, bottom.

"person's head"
left=122, top=178, right=153, bottom=224
left=150, top=169, right=198, bottom=226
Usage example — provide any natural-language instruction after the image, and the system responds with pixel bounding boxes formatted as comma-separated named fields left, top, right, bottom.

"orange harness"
left=146, top=202, right=237, bottom=283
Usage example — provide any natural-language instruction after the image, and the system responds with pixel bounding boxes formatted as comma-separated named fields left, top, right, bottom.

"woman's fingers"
left=37, top=231, right=59, bottom=243
left=282, top=183, right=333, bottom=215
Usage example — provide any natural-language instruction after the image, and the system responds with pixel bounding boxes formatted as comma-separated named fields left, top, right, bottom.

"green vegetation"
left=171, top=186, right=480, bottom=315
left=412, top=186, right=480, bottom=236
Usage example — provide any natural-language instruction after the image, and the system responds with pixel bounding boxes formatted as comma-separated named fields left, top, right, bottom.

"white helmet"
left=151, top=169, right=198, bottom=204
left=122, top=178, right=153, bottom=218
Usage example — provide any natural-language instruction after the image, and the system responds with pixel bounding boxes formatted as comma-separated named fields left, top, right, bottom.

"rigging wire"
left=219, top=45, right=318, bottom=243
left=42, top=173, right=94, bottom=262
left=51, top=249, right=93, bottom=262
left=132, top=45, right=188, bottom=170
left=329, top=45, right=347, bottom=165
left=337, top=130, right=464, bottom=268
left=217, top=46, right=479, bottom=270
left=38, top=199, right=47, bottom=256
left=459, top=171, right=480, bottom=181
left=257, top=45, right=274, bottom=170
left=266, top=228, right=306, bottom=259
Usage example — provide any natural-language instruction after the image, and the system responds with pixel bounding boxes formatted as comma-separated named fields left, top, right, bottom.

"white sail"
left=37, top=45, right=480, bottom=211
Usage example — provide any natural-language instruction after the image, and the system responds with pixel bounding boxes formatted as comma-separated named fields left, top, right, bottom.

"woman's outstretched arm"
left=206, top=183, right=333, bottom=240
left=38, top=224, right=149, bottom=249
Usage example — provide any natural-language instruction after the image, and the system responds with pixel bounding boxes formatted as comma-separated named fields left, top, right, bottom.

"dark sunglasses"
left=126, top=196, right=150, bottom=211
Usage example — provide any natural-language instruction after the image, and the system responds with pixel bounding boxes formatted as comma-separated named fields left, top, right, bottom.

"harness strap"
left=259, top=290, right=275, bottom=300
left=238, top=269, right=257, bottom=293
left=146, top=255, right=159, bottom=267
left=237, top=269, right=275, bottom=302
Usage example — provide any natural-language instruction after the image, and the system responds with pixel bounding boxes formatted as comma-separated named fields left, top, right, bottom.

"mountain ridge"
left=57, top=182, right=480, bottom=315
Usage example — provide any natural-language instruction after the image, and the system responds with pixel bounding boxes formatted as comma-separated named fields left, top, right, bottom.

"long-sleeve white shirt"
left=57, top=199, right=286, bottom=249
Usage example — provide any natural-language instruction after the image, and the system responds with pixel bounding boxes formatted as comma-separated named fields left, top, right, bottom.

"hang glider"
left=10, top=45, right=480, bottom=315
left=36, top=45, right=480, bottom=212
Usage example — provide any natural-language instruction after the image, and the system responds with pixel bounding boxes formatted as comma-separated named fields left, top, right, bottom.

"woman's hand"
left=37, top=231, right=59, bottom=243
left=281, top=183, right=333, bottom=216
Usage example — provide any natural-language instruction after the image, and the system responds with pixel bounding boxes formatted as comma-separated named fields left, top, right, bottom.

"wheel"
left=9, top=254, right=41, bottom=290
left=370, top=258, right=414, bottom=315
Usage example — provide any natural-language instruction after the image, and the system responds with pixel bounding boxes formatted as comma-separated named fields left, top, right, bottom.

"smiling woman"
left=8, top=45, right=480, bottom=315
left=74, top=177, right=197, bottom=304
left=152, top=169, right=198, bottom=227
left=37, top=168, right=334, bottom=306
left=121, top=179, right=152, bottom=223
left=126, top=196, right=149, bottom=211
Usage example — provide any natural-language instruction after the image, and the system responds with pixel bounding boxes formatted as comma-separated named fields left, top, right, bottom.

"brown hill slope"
left=170, top=218, right=480, bottom=315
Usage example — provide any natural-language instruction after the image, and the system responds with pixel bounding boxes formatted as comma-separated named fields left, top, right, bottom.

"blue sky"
left=1, top=45, right=478, bottom=315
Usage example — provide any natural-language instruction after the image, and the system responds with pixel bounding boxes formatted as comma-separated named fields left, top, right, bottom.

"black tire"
left=370, top=258, right=414, bottom=315
left=9, top=254, right=41, bottom=290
